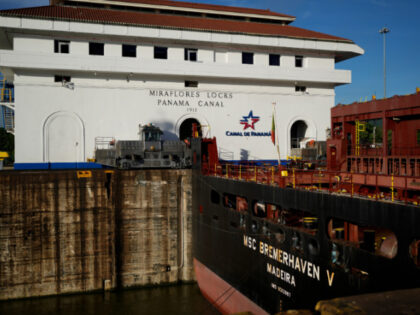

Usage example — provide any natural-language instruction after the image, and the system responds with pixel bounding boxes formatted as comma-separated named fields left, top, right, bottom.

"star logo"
left=240, top=110, right=260, bottom=130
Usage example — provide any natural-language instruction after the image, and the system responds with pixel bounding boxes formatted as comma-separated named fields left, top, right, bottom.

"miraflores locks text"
left=149, top=89, right=233, bottom=108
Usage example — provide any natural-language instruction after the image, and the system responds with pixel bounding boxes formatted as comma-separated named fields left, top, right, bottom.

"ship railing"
left=95, top=137, right=116, bottom=150
left=201, top=162, right=420, bottom=205
left=349, top=145, right=420, bottom=157
left=389, top=147, right=420, bottom=156
left=218, top=147, right=234, bottom=161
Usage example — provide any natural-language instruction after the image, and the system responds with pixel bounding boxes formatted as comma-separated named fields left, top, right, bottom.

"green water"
left=0, top=284, right=220, bottom=315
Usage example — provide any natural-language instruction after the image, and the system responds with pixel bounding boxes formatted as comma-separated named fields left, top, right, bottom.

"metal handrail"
left=202, top=162, right=420, bottom=205
left=348, top=145, right=420, bottom=157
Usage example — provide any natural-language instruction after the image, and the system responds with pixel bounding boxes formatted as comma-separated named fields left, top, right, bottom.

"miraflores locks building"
left=0, top=0, right=363, bottom=169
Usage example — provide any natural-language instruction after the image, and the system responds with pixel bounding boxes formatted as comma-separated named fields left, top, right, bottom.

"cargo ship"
left=191, top=91, right=420, bottom=314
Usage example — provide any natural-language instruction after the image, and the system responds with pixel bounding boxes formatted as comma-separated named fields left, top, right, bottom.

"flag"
left=271, top=114, right=275, bottom=145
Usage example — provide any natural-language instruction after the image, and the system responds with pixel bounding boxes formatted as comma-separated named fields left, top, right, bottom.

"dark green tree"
left=359, top=119, right=383, bottom=146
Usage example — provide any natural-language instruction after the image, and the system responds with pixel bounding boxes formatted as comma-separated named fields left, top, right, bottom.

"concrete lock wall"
left=0, top=169, right=193, bottom=300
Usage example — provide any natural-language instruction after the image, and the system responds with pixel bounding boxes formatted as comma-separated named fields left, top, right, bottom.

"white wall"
left=14, top=73, right=333, bottom=163
left=1, top=17, right=363, bottom=166
left=9, top=35, right=339, bottom=73
left=14, top=35, right=52, bottom=53
left=105, top=43, right=120, bottom=57
left=307, top=56, right=334, bottom=69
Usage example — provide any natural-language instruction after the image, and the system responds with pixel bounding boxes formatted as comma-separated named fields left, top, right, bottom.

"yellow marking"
left=104, top=170, right=114, bottom=174
left=293, top=168, right=295, bottom=189
left=0, top=152, right=9, bottom=158
left=391, top=174, right=394, bottom=202
left=327, top=270, right=335, bottom=287
left=77, top=170, right=92, bottom=178
left=87, top=158, right=96, bottom=162
left=281, top=170, right=288, bottom=177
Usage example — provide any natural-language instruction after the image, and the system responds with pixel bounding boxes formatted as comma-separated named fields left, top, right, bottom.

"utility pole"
left=379, top=27, right=390, bottom=98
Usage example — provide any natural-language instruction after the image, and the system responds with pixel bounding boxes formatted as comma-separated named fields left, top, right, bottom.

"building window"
left=184, top=48, right=197, bottom=61
left=54, top=75, right=71, bottom=83
left=269, top=54, right=280, bottom=66
left=185, top=80, right=198, bottom=88
left=295, top=55, right=304, bottom=68
left=295, top=86, right=306, bottom=92
left=89, top=42, right=104, bottom=56
left=242, top=52, right=254, bottom=64
left=54, top=40, right=69, bottom=54
left=122, top=44, right=136, bottom=57
left=154, top=46, right=168, bottom=59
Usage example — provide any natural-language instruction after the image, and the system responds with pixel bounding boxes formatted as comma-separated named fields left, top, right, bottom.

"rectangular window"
left=122, top=44, right=136, bottom=57
left=295, top=86, right=306, bottom=92
left=54, top=40, right=69, bottom=54
left=54, top=75, right=71, bottom=83
left=89, top=42, right=104, bottom=56
left=154, top=46, right=168, bottom=59
left=185, top=80, right=198, bottom=88
left=184, top=48, right=197, bottom=61
left=269, top=54, right=280, bottom=66
left=242, top=52, right=254, bottom=64
left=295, top=55, right=303, bottom=67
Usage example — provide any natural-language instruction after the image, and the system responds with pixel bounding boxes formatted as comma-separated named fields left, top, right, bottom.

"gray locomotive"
left=95, top=124, right=192, bottom=169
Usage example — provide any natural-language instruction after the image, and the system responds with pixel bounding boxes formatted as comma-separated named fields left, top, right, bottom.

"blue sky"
left=1, top=0, right=419, bottom=105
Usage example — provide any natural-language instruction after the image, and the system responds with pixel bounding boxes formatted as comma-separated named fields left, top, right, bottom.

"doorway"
left=290, top=120, right=308, bottom=149
left=179, top=118, right=201, bottom=140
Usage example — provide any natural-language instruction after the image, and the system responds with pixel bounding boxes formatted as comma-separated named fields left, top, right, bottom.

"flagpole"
left=272, top=102, right=281, bottom=165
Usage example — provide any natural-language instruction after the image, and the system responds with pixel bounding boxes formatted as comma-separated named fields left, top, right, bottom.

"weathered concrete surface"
left=115, top=170, right=194, bottom=287
left=0, top=169, right=193, bottom=300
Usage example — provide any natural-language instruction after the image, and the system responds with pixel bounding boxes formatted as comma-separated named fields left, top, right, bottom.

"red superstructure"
left=328, top=90, right=420, bottom=176
left=201, top=89, right=420, bottom=204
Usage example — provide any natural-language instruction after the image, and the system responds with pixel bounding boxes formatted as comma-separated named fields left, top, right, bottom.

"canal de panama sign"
left=226, top=110, right=271, bottom=137
left=148, top=89, right=271, bottom=138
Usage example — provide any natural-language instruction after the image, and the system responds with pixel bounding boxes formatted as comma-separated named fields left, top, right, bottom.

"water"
left=0, top=284, right=220, bottom=315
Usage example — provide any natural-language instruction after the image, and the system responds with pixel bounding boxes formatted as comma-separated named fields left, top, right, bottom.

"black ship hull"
left=192, top=172, right=420, bottom=314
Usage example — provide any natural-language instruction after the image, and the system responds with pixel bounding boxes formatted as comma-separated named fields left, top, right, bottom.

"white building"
left=0, top=0, right=363, bottom=169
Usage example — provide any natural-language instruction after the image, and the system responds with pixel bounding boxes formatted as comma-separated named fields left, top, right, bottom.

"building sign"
left=226, top=110, right=271, bottom=137
left=149, top=89, right=232, bottom=108
left=240, top=110, right=259, bottom=130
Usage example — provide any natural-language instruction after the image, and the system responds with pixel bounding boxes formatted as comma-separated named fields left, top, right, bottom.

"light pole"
left=379, top=27, right=390, bottom=98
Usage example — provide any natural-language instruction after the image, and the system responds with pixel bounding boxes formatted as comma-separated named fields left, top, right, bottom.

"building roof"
left=105, top=0, right=295, bottom=20
left=0, top=5, right=353, bottom=43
